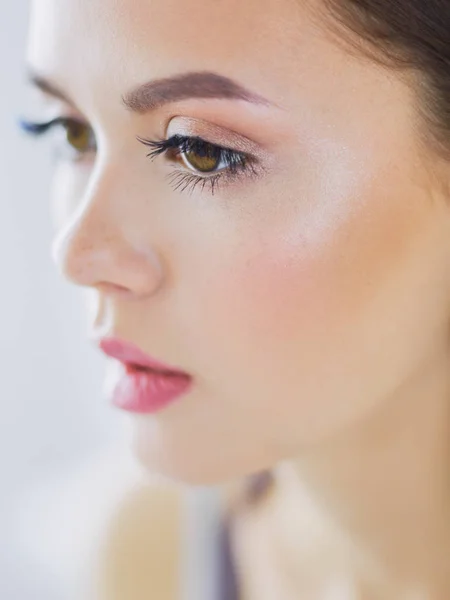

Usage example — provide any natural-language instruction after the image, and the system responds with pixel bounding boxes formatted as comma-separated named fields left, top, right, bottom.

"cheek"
left=230, top=250, right=324, bottom=343
left=206, top=163, right=434, bottom=393
left=220, top=213, right=392, bottom=347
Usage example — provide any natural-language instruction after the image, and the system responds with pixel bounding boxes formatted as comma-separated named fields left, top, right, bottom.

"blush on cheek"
left=218, top=142, right=379, bottom=341
left=219, top=190, right=402, bottom=351
left=225, top=174, right=433, bottom=355
left=226, top=245, right=334, bottom=345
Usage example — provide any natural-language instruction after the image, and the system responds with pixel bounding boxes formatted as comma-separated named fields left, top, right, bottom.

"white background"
left=0, top=2, right=129, bottom=597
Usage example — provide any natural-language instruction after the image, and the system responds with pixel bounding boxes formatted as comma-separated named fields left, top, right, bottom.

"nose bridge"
left=52, top=158, right=164, bottom=297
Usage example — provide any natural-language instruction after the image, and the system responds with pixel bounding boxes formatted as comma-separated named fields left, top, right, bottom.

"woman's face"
left=26, top=0, right=450, bottom=483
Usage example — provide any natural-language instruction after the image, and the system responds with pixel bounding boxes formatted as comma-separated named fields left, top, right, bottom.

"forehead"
left=26, top=0, right=327, bottom=110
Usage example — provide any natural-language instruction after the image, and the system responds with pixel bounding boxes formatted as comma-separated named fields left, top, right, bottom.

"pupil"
left=185, top=142, right=220, bottom=173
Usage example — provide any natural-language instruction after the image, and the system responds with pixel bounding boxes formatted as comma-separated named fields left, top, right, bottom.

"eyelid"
left=166, top=116, right=267, bottom=159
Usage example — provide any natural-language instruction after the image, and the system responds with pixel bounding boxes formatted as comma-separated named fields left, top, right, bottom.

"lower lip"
left=109, top=364, right=193, bottom=414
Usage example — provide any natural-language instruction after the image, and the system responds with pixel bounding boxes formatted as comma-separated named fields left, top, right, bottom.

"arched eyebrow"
left=122, top=71, right=274, bottom=112
left=26, top=69, right=275, bottom=113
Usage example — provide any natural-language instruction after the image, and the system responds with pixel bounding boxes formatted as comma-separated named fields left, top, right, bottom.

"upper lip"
left=96, top=336, right=190, bottom=377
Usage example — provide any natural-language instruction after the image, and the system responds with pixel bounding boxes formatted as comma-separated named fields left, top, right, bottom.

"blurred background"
left=0, top=2, right=138, bottom=598
left=1, top=3, right=224, bottom=599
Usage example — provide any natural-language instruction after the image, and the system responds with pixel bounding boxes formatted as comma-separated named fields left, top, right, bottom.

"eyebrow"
left=26, top=69, right=274, bottom=113
left=27, top=71, right=75, bottom=107
left=122, top=71, right=273, bottom=112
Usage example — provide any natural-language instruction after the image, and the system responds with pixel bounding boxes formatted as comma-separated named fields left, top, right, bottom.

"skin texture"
left=25, top=0, right=450, bottom=597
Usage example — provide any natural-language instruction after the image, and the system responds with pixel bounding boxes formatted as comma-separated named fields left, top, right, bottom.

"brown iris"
left=182, top=141, right=221, bottom=173
left=64, top=120, right=92, bottom=153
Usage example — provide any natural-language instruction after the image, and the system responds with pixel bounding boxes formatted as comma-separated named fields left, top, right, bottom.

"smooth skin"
left=25, top=0, right=450, bottom=597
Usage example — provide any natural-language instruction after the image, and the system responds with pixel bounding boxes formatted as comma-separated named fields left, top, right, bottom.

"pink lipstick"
left=98, top=336, right=192, bottom=414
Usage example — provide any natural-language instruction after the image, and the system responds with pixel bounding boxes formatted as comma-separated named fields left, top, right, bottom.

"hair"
left=316, top=0, right=450, bottom=164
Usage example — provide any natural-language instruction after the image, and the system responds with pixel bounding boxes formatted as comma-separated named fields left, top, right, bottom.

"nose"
left=51, top=161, right=164, bottom=300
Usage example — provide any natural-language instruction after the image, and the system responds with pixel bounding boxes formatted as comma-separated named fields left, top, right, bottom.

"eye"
left=180, top=139, right=224, bottom=173
left=137, top=134, right=249, bottom=176
left=18, top=116, right=97, bottom=160
left=63, top=120, right=94, bottom=153
left=136, top=133, right=260, bottom=196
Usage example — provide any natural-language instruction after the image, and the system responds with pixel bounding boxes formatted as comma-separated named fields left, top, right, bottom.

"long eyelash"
left=138, top=134, right=247, bottom=170
left=137, top=134, right=186, bottom=159
left=19, top=122, right=256, bottom=194
left=136, top=134, right=253, bottom=194
left=18, top=116, right=68, bottom=137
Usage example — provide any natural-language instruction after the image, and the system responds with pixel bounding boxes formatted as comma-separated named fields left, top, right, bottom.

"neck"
left=272, top=352, right=450, bottom=597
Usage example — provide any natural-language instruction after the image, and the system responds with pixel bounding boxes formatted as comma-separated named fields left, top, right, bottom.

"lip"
left=98, top=336, right=190, bottom=376
left=97, top=336, right=193, bottom=414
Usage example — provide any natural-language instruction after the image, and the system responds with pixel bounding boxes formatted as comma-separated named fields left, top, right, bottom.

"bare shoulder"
left=92, top=466, right=184, bottom=600
left=96, top=476, right=248, bottom=600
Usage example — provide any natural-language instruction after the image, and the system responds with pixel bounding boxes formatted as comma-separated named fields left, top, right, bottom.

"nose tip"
left=50, top=156, right=165, bottom=300
left=51, top=218, right=164, bottom=300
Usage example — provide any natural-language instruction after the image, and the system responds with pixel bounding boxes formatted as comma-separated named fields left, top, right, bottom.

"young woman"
left=20, top=0, right=450, bottom=598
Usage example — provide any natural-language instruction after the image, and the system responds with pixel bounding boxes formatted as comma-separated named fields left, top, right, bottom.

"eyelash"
left=18, top=117, right=258, bottom=195
left=136, top=134, right=258, bottom=195
left=18, top=116, right=97, bottom=160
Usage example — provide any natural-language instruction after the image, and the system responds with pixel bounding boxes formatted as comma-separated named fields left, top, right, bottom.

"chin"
left=129, top=427, right=274, bottom=487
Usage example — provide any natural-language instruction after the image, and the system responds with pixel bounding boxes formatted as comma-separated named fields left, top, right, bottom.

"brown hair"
left=317, top=0, right=450, bottom=163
